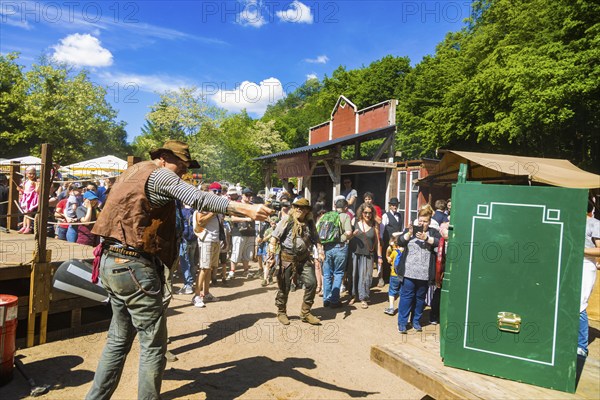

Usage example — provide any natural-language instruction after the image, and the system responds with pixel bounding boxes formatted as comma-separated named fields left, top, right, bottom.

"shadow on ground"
left=162, top=356, right=378, bottom=399
left=0, top=355, right=93, bottom=399
left=589, top=325, right=599, bottom=345
left=168, top=312, right=274, bottom=355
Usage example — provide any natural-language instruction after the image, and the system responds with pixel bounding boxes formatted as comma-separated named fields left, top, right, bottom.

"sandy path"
left=1, top=266, right=424, bottom=399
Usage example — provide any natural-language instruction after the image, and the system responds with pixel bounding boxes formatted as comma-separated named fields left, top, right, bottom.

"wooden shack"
left=256, top=96, right=399, bottom=210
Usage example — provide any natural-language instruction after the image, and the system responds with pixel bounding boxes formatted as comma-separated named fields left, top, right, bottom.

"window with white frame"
left=398, top=171, right=407, bottom=224
left=409, top=170, right=420, bottom=223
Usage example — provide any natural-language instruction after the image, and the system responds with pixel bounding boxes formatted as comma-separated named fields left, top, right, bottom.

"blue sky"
left=1, top=0, right=471, bottom=142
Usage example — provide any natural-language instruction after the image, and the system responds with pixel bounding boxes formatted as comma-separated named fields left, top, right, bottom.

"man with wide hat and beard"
left=266, top=197, right=321, bottom=326
left=87, top=140, right=271, bottom=400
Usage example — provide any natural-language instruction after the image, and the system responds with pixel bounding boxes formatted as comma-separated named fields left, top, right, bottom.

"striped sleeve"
left=146, top=168, right=230, bottom=214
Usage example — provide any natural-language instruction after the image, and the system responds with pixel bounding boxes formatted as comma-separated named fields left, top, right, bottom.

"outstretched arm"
left=147, top=168, right=272, bottom=221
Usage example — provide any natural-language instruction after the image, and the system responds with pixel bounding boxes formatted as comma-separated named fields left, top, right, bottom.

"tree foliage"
left=0, top=53, right=130, bottom=164
left=135, top=91, right=289, bottom=188
left=215, top=111, right=288, bottom=187
left=398, top=0, right=599, bottom=172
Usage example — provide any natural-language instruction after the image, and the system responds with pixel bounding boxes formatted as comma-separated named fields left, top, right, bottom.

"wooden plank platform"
left=0, top=231, right=94, bottom=279
left=371, top=325, right=600, bottom=400
left=0, top=231, right=105, bottom=346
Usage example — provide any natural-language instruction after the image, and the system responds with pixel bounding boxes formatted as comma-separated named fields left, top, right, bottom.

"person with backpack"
left=317, top=198, right=353, bottom=308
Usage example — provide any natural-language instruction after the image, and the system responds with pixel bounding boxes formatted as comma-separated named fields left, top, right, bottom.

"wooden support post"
left=36, top=144, right=52, bottom=261
left=371, top=131, right=396, bottom=162
left=27, top=312, right=36, bottom=348
left=40, top=311, right=48, bottom=344
left=28, top=144, right=53, bottom=347
left=7, top=161, right=20, bottom=230
left=333, top=146, right=342, bottom=203
left=127, top=155, right=141, bottom=167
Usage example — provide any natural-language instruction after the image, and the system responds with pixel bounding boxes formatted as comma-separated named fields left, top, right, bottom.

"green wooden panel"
left=441, top=184, right=587, bottom=393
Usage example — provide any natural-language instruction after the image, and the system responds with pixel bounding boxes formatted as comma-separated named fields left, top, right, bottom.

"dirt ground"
left=2, top=263, right=599, bottom=400
left=1, top=265, right=426, bottom=400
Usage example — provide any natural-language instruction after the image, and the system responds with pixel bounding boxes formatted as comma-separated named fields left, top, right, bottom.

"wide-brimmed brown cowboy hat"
left=149, top=140, right=200, bottom=169
left=292, top=197, right=311, bottom=208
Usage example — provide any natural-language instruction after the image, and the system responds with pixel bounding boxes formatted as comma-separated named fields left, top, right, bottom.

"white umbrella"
left=0, top=156, right=42, bottom=173
left=65, top=155, right=128, bottom=176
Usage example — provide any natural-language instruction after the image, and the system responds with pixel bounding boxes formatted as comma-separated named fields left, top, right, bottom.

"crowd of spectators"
left=3, top=166, right=597, bottom=358
left=0, top=167, right=116, bottom=244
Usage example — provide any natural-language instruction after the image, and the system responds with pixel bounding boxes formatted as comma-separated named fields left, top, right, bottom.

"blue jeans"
left=66, top=225, right=78, bottom=242
left=388, top=275, right=401, bottom=298
left=398, top=277, right=428, bottom=329
left=179, top=240, right=198, bottom=286
left=578, top=310, right=589, bottom=356
left=322, top=243, right=348, bottom=305
left=56, top=226, right=68, bottom=241
left=86, top=252, right=167, bottom=400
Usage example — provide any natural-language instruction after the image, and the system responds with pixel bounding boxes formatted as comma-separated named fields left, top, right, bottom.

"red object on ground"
left=0, top=294, right=18, bottom=386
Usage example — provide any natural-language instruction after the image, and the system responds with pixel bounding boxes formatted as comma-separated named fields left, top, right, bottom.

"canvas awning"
left=415, top=150, right=600, bottom=189
left=0, top=156, right=42, bottom=168
left=65, top=155, right=128, bottom=176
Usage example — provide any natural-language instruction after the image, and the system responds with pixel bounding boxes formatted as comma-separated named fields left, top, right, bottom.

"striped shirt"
left=146, top=168, right=229, bottom=214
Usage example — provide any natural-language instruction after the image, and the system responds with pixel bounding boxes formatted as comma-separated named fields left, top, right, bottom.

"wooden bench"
left=371, top=326, right=600, bottom=399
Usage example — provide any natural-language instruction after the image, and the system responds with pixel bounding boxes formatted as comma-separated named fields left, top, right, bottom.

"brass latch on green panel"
left=497, top=312, right=521, bottom=333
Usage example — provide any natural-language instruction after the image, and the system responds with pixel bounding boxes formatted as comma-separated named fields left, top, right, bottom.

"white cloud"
left=304, top=55, right=329, bottom=64
left=51, top=34, right=113, bottom=67
left=212, top=77, right=285, bottom=114
left=0, top=2, right=33, bottom=30
left=0, top=16, right=32, bottom=30
left=306, top=74, right=318, bottom=81
left=239, top=0, right=267, bottom=28
left=98, top=72, right=193, bottom=93
left=6, top=1, right=226, bottom=45
left=276, top=1, right=313, bottom=24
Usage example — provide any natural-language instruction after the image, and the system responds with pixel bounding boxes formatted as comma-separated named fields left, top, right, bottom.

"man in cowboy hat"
left=266, top=197, right=321, bottom=326
left=87, top=140, right=271, bottom=400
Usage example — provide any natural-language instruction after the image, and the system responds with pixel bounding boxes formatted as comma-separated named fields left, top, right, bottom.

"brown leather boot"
left=277, top=313, right=290, bottom=325
left=300, top=302, right=321, bottom=325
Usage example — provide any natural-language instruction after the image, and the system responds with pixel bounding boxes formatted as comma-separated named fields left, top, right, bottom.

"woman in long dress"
left=350, top=203, right=383, bottom=309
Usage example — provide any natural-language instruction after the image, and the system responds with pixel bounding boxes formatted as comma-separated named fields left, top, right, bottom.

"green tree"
left=398, top=0, right=599, bottom=171
left=0, top=53, right=27, bottom=157
left=217, top=111, right=288, bottom=187
left=0, top=54, right=130, bottom=163
left=133, top=87, right=226, bottom=164
left=132, top=102, right=187, bottom=158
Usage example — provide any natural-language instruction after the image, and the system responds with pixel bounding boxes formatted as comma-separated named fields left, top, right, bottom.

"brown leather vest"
left=92, top=161, right=177, bottom=266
